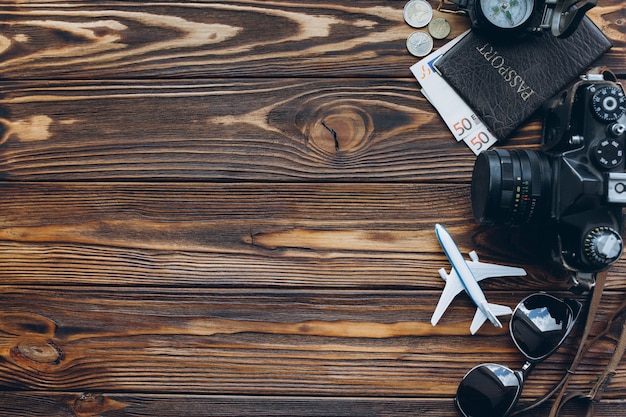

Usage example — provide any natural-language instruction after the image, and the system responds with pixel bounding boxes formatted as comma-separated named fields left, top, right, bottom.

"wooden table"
left=1, top=1, right=625, bottom=415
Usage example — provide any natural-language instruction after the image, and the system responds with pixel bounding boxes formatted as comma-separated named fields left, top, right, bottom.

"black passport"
left=434, top=17, right=611, bottom=141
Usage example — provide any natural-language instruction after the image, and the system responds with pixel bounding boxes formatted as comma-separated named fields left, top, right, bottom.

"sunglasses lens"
left=511, top=293, right=579, bottom=360
left=456, top=364, right=522, bottom=417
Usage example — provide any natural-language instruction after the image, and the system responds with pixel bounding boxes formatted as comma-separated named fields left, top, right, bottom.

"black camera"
left=471, top=70, right=626, bottom=278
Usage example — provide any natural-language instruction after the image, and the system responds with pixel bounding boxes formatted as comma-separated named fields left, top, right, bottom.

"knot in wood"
left=72, top=393, right=127, bottom=416
left=74, top=393, right=105, bottom=415
left=12, top=338, right=64, bottom=365
left=308, top=105, right=373, bottom=155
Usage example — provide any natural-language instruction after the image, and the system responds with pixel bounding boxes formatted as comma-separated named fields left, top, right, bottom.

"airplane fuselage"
left=434, top=224, right=501, bottom=327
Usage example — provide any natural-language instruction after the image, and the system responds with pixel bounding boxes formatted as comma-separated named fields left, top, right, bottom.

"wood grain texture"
left=3, top=182, right=625, bottom=289
left=0, top=3, right=622, bottom=181
left=0, top=287, right=625, bottom=398
left=1, top=393, right=625, bottom=417
left=1, top=1, right=620, bottom=80
left=1, top=0, right=626, bottom=415
left=0, top=78, right=476, bottom=181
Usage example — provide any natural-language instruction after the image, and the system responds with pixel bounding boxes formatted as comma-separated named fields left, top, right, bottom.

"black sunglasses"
left=455, top=293, right=583, bottom=417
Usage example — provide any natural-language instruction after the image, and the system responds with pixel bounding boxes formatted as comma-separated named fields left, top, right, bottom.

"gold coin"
left=428, top=17, right=451, bottom=40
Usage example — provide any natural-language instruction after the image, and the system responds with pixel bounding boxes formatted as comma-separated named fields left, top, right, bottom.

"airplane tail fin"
left=469, top=303, right=512, bottom=335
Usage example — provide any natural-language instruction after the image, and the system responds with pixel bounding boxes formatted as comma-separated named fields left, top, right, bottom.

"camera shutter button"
left=584, top=226, right=623, bottom=267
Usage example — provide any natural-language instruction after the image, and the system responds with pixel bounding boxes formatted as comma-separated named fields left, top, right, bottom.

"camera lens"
left=471, top=149, right=552, bottom=226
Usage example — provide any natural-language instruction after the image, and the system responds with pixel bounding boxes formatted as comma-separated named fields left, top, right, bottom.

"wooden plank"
left=0, top=78, right=511, bottom=181
left=3, top=182, right=625, bottom=289
left=2, top=2, right=626, bottom=416
left=0, top=286, right=625, bottom=400
left=1, top=392, right=626, bottom=417
left=1, top=1, right=621, bottom=80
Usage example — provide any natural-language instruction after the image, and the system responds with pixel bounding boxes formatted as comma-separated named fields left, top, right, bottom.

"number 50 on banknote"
left=410, top=31, right=498, bottom=155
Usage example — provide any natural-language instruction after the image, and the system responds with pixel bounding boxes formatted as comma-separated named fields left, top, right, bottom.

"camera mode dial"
left=593, top=138, right=624, bottom=169
left=591, top=85, right=626, bottom=122
left=584, top=226, right=623, bottom=267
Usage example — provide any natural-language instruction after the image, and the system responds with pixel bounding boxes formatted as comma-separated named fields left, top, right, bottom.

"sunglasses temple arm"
left=509, top=369, right=573, bottom=416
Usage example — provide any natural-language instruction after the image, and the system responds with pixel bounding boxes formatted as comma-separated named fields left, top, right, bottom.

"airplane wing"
left=431, top=252, right=526, bottom=327
left=431, top=268, right=464, bottom=326
left=466, top=259, right=527, bottom=282
left=470, top=303, right=513, bottom=334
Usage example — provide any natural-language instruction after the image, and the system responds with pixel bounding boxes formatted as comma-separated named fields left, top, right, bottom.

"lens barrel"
left=471, top=149, right=552, bottom=226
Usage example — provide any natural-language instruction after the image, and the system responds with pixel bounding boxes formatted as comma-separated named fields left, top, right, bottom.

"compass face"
left=479, top=0, right=535, bottom=29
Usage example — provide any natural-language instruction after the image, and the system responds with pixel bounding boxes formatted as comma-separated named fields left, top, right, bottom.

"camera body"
left=471, top=72, right=626, bottom=275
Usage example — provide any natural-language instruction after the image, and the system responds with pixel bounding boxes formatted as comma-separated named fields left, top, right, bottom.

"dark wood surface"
left=1, top=1, right=625, bottom=415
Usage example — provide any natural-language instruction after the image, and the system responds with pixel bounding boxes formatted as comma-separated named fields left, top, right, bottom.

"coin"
left=406, top=31, right=434, bottom=57
left=428, top=17, right=451, bottom=39
left=404, top=0, right=434, bottom=28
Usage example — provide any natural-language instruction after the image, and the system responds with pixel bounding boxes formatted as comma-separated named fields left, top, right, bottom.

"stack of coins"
left=404, top=0, right=451, bottom=57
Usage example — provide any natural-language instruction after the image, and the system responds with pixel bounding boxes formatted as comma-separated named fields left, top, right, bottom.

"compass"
left=445, top=0, right=597, bottom=38
left=478, top=0, right=534, bottom=30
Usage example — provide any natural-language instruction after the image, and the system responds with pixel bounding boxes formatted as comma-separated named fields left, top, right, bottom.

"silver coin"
left=406, top=31, right=434, bottom=57
left=428, top=17, right=451, bottom=39
left=404, top=0, right=434, bottom=28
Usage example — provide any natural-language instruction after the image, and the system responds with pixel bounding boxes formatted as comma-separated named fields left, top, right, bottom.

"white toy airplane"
left=432, top=224, right=527, bottom=334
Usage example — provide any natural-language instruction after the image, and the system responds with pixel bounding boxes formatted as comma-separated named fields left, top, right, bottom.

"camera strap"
left=545, top=269, right=609, bottom=416
left=550, top=277, right=626, bottom=416
left=586, top=66, right=618, bottom=82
